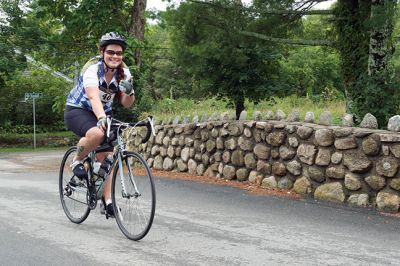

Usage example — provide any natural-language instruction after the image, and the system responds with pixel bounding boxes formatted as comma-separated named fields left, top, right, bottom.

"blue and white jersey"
left=66, top=57, right=132, bottom=113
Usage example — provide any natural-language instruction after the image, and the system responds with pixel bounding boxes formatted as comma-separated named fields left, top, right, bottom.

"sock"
left=106, top=199, right=112, bottom=205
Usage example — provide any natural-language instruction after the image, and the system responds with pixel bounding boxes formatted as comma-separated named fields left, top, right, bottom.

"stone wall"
left=126, top=118, right=400, bottom=213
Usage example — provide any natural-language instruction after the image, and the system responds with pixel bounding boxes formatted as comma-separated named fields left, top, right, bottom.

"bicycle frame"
left=88, top=116, right=155, bottom=205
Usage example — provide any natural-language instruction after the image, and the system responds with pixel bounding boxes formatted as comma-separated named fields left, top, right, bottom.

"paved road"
left=1, top=151, right=400, bottom=265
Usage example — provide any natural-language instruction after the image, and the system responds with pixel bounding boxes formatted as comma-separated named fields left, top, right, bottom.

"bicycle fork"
left=118, top=152, right=141, bottom=199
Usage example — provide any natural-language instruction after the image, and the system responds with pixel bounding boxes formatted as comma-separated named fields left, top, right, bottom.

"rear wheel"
left=112, top=151, right=156, bottom=240
left=59, top=147, right=91, bottom=223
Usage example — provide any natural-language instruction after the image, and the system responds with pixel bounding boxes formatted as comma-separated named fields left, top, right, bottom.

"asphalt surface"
left=0, top=150, right=400, bottom=265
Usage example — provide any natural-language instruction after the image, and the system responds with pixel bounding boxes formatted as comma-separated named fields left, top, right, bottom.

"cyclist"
left=64, top=32, right=135, bottom=217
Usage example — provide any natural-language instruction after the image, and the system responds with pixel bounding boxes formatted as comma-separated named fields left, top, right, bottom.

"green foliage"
left=333, top=0, right=399, bottom=127
left=164, top=0, right=295, bottom=118
left=150, top=96, right=346, bottom=126
left=0, top=68, right=70, bottom=127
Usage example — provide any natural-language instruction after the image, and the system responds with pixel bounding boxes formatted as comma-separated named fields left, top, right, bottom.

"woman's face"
left=102, top=44, right=124, bottom=69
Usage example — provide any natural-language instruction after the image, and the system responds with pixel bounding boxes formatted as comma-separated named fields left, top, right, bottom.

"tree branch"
left=239, top=30, right=333, bottom=47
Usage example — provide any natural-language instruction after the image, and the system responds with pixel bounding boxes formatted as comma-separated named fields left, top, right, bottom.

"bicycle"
left=59, top=116, right=156, bottom=241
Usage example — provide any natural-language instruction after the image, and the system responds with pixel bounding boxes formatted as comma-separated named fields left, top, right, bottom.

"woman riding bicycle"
left=64, top=32, right=135, bottom=217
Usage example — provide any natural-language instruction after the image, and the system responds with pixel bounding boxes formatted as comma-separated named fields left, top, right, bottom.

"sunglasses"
left=105, top=50, right=124, bottom=56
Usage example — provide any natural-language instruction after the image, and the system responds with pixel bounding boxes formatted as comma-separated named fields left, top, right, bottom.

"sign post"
left=24, top=92, right=43, bottom=149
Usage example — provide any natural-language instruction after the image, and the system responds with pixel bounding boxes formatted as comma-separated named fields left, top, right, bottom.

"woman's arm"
left=118, top=92, right=135, bottom=108
left=86, top=86, right=106, bottom=119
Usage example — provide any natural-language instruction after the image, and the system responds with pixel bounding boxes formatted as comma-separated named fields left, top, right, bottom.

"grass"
left=0, top=131, right=77, bottom=150
left=0, top=146, right=67, bottom=153
left=150, top=95, right=346, bottom=125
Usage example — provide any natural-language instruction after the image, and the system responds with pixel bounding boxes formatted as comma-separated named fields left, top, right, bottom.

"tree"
left=333, top=0, right=399, bottom=126
left=165, top=0, right=294, bottom=118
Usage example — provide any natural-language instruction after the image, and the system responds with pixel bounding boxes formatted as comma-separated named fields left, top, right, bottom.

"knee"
left=86, top=127, right=105, bottom=144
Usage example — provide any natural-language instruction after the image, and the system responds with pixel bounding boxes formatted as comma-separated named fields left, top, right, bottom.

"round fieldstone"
left=266, top=132, right=286, bottom=146
left=376, top=192, right=399, bottom=213
left=188, top=159, right=197, bottom=175
left=276, top=110, right=286, bottom=120
left=257, top=160, right=271, bottom=175
left=167, top=146, right=175, bottom=158
left=293, top=177, right=312, bottom=195
left=333, top=127, right=354, bottom=137
left=286, top=160, right=302, bottom=176
left=314, top=182, right=345, bottom=203
left=344, top=173, right=362, bottom=191
left=279, top=146, right=296, bottom=160
left=197, top=164, right=206, bottom=175
left=342, top=114, right=354, bottom=127
left=389, top=178, right=400, bottom=191
left=326, top=166, right=345, bottom=179
left=272, top=162, right=286, bottom=176
left=184, top=137, right=194, bottom=147
left=176, top=159, right=188, bottom=172
left=287, top=110, right=300, bottom=122
left=216, top=137, right=224, bottom=150
left=254, top=144, right=271, bottom=160
left=228, top=123, right=244, bottom=136
left=360, top=113, right=378, bottom=129
left=307, top=166, right=325, bottom=183
left=153, top=155, right=163, bottom=170
left=362, top=135, right=380, bottom=156
left=244, top=153, right=257, bottom=169
left=365, top=175, right=386, bottom=191
left=297, top=144, right=317, bottom=165
left=151, top=145, right=160, bottom=156
left=331, top=152, right=343, bottom=164
left=348, top=194, right=369, bottom=207
left=334, top=137, right=358, bottom=150
left=238, top=137, right=254, bottom=151
left=314, top=129, right=334, bottom=147
left=389, top=144, right=400, bottom=158
left=222, top=165, right=236, bottom=180
left=296, top=126, right=314, bottom=140
left=206, top=139, right=216, bottom=153
left=222, top=151, right=231, bottom=163
left=224, top=138, right=237, bottom=150
left=231, top=150, right=245, bottom=166
left=304, top=112, right=315, bottom=123
left=261, top=176, right=278, bottom=188
left=376, top=157, right=398, bottom=177
left=181, top=147, right=190, bottom=162
left=319, top=111, right=332, bottom=126
left=288, top=137, right=299, bottom=148
left=343, top=150, right=372, bottom=173
left=244, top=128, right=252, bottom=138
left=265, top=111, right=275, bottom=120
left=315, top=148, right=331, bottom=166
left=278, top=177, right=293, bottom=189
left=248, top=171, right=263, bottom=185
left=388, top=115, right=400, bottom=132
left=236, top=168, right=250, bottom=181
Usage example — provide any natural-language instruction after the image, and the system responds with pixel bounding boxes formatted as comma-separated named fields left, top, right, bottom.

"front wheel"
left=59, top=146, right=91, bottom=223
left=112, top=151, right=156, bottom=240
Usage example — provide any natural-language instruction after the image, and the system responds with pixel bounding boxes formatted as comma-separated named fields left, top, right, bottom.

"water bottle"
left=98, top=155, right=113, bottom=178
left=93, top=161, right=102, bottom=176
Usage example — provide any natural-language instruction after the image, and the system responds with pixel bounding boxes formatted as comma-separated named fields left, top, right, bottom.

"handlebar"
left=106, top=116, right=156, bottom=144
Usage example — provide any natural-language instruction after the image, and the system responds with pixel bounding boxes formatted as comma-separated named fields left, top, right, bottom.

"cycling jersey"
left=66, top=56, right=132, bottom=113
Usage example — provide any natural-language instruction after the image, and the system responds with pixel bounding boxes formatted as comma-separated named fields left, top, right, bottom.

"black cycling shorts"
left=64, top=105, right=112, bottom=137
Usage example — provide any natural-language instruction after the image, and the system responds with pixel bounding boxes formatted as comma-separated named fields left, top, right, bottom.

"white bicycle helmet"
left=99, top=32, right=127, bottom=50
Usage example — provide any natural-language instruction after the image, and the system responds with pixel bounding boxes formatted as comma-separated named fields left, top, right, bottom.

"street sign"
left=23, top=92, right=43, bottom=149
left=25, top=92, right=43, bottom=101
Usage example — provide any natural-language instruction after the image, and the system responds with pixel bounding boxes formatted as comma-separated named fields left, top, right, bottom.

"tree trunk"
left=235, top=95, right=245, bottom=120
left=129, top=0, right=147, bottom=68
left=368, top=0, right=395, bottom=76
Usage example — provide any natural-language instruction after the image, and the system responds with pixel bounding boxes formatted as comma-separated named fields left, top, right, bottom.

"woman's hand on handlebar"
left=97, top=116, right=107, bottom=131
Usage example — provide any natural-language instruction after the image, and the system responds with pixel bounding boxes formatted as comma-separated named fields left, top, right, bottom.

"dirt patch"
left=151, top=169, right=303, bottom=200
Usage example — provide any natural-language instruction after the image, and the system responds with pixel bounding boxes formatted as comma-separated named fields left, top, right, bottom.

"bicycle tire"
left=111, top=151, right=156, bottom=240
left=59, top=146, right=91, bottom=223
